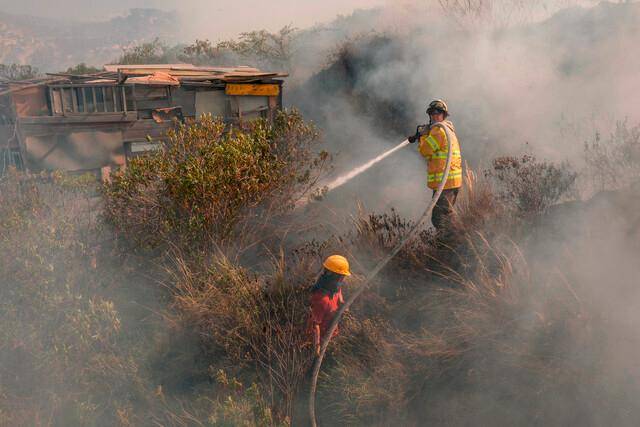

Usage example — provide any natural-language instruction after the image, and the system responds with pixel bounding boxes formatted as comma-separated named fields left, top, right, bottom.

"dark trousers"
left=431, top=188, right=459, bottom=231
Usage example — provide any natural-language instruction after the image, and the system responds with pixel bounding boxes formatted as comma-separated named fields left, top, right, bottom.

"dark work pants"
left=431, top=188, right=459, bottom=231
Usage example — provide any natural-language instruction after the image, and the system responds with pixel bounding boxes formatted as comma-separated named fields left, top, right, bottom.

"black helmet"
left=427, top=99, right=449, bottom=116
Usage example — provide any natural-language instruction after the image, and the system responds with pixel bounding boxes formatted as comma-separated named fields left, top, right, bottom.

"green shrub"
left=104, top=110, right=327, bottom=251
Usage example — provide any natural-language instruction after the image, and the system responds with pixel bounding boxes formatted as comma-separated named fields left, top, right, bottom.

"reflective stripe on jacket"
left=418, top=120, right=462, bottom=190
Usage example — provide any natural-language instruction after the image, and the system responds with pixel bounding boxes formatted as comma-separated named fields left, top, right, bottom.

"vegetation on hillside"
left=0, top=63, right=39, bottom=80
left=2, top=108, right=639, bottom=425
left=103, top=110, right=327, bottom=250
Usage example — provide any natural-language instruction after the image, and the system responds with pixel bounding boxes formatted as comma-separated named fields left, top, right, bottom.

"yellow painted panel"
left=225, top=83, right=280, bottom=96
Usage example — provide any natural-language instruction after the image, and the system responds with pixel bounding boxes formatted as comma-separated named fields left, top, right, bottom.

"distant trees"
left=437, top=0, right=558, bottom=28
left=218, top=25, right=298, bottom=70
left=64, top=63, right=102, bottom=74
left=116, top=38, right=176, bottom=64
left=181, top=25, right=298, bottom=71
left=0, top=64, right=39, bottom=81
left=107, top=25, right=298, bottom=71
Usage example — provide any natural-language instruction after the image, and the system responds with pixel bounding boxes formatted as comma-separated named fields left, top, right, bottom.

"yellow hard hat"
left=323, top=255, right=351, bottom=276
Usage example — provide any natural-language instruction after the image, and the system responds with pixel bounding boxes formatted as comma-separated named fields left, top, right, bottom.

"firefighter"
left=408, top=99, right=462, bottom=231
left=308, top=255, right=351, bottom=357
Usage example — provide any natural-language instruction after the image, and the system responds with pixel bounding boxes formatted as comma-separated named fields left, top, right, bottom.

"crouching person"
left=308, top=255, right=351, bottom=357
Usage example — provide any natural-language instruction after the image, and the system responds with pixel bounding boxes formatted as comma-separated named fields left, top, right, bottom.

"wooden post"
left=102, top=87, right=108, bottom=112
left=121, top=86, right=128, bottom=113
left=60, top=88, right=66, bottom=116
left=92, top=87, right=98, bottom=112
left=48, top=87, right=55, bottom=115
left=71, top=87, right=78, bottom=113
left=112, top=86, right=118, bottom=112
left=82, top=87, right=88, bottom=113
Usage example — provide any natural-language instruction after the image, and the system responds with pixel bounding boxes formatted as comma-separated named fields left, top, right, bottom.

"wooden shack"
left=0, top=64, right=287, bottom=175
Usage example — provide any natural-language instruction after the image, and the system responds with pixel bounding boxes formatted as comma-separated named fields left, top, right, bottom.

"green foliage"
left=181, top=26, right=298, bottom=70
left=210, top=373, right=280, bottom=426
left=0, top=63, right=39, bottom=80
left=65, top=63, right=103, bottom=74
left=180, top=39, right=233, bottom=66
left=218, top=25, right=297, bottom=69
left=103, top=110, right=326, bottom=249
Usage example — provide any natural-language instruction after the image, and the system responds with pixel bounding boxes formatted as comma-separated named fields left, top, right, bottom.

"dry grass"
left=168, top=250, right=318, bottom=421
left=3, top=117, right=639, bottom=426
left=311, top=160, right=623, bottom=425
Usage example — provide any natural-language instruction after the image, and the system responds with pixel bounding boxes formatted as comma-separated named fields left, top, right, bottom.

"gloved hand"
left=409, top=124, right=427, bottom=143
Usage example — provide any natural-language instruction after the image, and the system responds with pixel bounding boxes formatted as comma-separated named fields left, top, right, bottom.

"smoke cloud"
left=3, top=0, right=640, bottom=424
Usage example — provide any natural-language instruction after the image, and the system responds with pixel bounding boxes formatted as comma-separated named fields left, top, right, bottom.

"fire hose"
left=308, top=122, right=455, bottom=427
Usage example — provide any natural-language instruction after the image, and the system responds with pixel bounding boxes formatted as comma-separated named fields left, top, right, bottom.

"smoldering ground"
left=288, top=2, right=640, bottom=424
left=2, top=1, right=640, bottom=425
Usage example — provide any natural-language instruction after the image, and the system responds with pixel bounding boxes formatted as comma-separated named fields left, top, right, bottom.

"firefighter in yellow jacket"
left=408, top=99, right=462, bottom=231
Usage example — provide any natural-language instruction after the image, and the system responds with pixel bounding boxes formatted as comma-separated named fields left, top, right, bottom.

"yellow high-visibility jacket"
left=418, top=120, right=462, bottom=190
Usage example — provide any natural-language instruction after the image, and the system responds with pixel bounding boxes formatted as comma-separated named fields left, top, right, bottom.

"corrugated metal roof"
left=0, top=64, right=287, bottom=96
left=104, top=64, right=288, bottom=82
left=103, top=63, right=198, bottom=72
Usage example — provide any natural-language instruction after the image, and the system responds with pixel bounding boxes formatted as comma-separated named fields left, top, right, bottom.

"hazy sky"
left=0, top=0, right=389, bottom=38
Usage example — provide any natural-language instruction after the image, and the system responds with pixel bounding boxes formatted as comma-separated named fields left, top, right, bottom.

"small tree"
left=64, top=63, right=102, bottom=74
left=217, top=25, right=298, bottom=70
left=116, top=38, right=171, bottom=64
left=180, top=39, right=229, bottom=65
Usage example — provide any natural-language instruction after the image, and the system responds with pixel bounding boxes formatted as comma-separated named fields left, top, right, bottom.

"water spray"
left=308, top=123, right=455, bottom=427
left=296, top=139, right=411, bottom=209
left=324, top=139, right=411, bottom=192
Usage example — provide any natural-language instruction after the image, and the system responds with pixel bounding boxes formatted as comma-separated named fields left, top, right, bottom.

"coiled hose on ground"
left=308, top=122, right=455, bottom=427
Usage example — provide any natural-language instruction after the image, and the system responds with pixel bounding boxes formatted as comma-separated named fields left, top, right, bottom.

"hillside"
left=2, top=1, right=640, bottom=425
left=0, top=8, right=178, bottom=71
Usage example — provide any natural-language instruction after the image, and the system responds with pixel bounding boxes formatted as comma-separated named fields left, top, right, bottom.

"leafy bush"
left=0, top=63, right=39, bottom=80
left=103, top=110, right=327, bottom=250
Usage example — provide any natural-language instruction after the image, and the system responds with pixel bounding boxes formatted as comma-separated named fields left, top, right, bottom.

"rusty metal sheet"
left=11, top=85, right=49, bottom=117
left=127, top=72, right=180, bottom=86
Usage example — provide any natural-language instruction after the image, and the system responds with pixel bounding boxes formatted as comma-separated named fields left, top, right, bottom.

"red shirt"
left=309, top=288, right=343, bottom=338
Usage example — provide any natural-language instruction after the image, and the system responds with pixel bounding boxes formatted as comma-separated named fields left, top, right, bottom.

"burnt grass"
left=3, top=103, right=640, bottom=426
